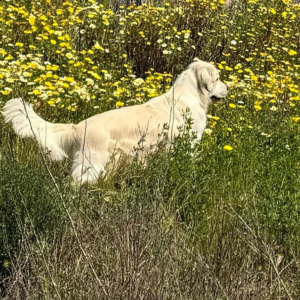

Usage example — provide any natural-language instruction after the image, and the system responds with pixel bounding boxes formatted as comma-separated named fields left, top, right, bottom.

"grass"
left=1, top=0, right=300, bottom=298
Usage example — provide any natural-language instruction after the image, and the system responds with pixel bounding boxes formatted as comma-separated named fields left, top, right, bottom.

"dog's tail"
left=2, top=98, right=79, bottom=161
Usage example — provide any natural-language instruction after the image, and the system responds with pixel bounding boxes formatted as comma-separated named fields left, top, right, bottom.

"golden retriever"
left=2, top=60, right=228, bottom=183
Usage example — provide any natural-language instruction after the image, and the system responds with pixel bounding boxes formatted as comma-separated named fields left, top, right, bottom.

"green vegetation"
left=1, top=0, right=300, bottom=298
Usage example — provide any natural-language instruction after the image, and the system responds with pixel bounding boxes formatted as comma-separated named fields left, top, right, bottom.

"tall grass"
left=1, top=0, right=300, bottom=298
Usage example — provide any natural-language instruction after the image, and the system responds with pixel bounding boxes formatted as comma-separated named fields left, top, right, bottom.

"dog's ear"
left=200, top=68, right=213, bottom=92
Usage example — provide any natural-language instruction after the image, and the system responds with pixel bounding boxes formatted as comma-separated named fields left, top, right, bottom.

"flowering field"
left=1, top=0, right=300, bottom=298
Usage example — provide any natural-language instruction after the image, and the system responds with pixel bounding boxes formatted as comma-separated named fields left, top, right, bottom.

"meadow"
left=1, top=0, right=300, bottom=298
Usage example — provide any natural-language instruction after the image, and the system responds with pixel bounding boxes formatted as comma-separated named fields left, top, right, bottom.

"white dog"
left=2, top=61, right=228, bottom=183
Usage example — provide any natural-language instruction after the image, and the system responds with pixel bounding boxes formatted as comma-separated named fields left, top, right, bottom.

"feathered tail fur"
left=2, top=98, right=79, bottom=160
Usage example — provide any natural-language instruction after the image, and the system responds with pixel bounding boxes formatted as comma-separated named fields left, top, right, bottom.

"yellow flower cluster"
left=0, top=0, right=299, bottom=121
left=0, top=0, right=176, bottom=111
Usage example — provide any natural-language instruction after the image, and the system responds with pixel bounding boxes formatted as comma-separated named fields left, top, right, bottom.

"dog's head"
left=188, top=61, right=228, bottom=101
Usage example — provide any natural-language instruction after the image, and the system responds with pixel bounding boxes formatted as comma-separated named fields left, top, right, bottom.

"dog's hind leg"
left=71, top=150, right=108, bottom=184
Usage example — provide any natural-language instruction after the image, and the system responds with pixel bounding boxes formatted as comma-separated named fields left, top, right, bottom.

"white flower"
left=65, top=53, right=73, bottom=59
left=40, top=93, right=49, bottom=100
left=54, top=31, right=62, bottom=36
left=204, top=128, right=213, bottom=135
left=23, top=72, right=32, bottom=77
left=20, top=76, right=28, bottom=83
left=104, top=73, right=112, bottom=79
left=133, top=78, right=144, bottom=86
left=162, top=43, right=167, bottom=48
left=86, top=78, right=94, bottom=85
left=231, top=40, right=237, bottom=45
left=19, top=54, right=26, bottom=61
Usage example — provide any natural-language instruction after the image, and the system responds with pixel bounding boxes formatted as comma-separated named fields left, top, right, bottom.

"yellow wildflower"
left=33, top=89, right=41, bottom=95
left=288, top=49, right=297, bottom=56
left=48, top=100, right=55, bottom=105
left=224, top=145, right=233, bottom=151
left=28, top=15, right=36, bottom=25
left=65, top=77, right=75, bottom=82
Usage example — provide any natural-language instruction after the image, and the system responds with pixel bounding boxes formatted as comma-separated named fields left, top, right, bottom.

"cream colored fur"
left=2, top=61, right=228, bottom=183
